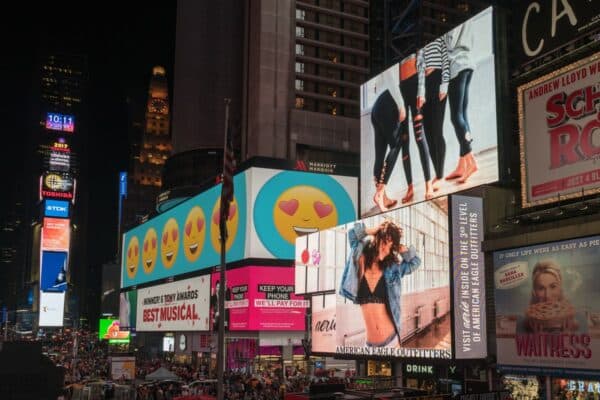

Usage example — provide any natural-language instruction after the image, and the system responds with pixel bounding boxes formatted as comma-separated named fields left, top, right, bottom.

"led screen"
left=99, top=318, right=130, bottom=343
left=121, top=166, right=357, bottom=288
left=41, top=172, right=74, bottom=200
left=46, top=112, right=75, bottom=132
left=360, top=7, right=497, bottom=217
left=163, top=336, right=175, bottom=352
left=494, top=236, right=600, bottom=378
left=119, top=289, right=137, bottom=330
left=136, top=276, right=210, bottom=332
left=44, top=200, right=69, bottom=218
left=210, top=266, right=308, bottom=331
left=297, top=198, right=451, bottom=358
left=41, top=218, right=70, bottom=251
left=39, top=292, right=65, bottom=327
left=519, top=53, right=600, bottom=207
left=40, top=251, right=68, bottom=292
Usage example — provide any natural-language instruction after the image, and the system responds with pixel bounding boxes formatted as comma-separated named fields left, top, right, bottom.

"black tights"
left=400, top=75, right=431, bottom=184
left=371, top=90, right=401, bottom=185
left=448, top=69, right=473, bottom=157
left=422, top=70, right=447, bottom=180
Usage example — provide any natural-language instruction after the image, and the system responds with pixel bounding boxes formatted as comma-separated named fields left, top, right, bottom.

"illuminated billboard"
left=296, top=198, right=451, bottom=358
left=39, top=292, right=65, bottom=327
left=493, top=236, right=600, bottom=378
left=210, top=266, right=308, bottom=331
left=44, top=200, right=69, bottom=218
left=45, top=112, right=75, bottom=132
left=119, top=289, right=137, bottom=330
left=41, top=217, right=70, bottom=251
left=519, top=53, right=600, bottom=208
left=99, top=318, right=130, bottom=343
left=121, top=166, right=357, bottom=288
left=41, top=172, right=74, bottom=200
left=515, top=1, right=600, bottom=68
left=136, top=276, right=210, bottom=332
left=360, top=7, right=497, bottom=217
left=40, top=251, right=68, bottom=292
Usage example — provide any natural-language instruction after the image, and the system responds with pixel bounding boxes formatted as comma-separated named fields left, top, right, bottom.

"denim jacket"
left=339, top=222, right=421, bottom=337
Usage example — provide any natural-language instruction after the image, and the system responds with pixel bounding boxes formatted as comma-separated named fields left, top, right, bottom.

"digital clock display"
left=46, top=113, right=75, bottom=133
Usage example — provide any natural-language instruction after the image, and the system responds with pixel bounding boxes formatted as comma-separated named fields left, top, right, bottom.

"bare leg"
left=373, top=183, right=388, bottom=212
left=424, top=180, right=433, bottom=200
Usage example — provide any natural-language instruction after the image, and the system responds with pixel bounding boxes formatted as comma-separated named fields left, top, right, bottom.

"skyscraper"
left=30, top=53, right=89, bottom=327
left=164, top=0, right=367, bottom=198
left=122, top=67, right=172, bottom=230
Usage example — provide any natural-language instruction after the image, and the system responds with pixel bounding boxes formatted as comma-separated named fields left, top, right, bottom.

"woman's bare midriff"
left=361, top=303, right=396, bottom=344
left=425, top=67, right=436, bottom=76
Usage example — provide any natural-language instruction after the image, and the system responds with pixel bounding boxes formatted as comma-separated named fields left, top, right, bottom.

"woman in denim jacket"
left=339, top=220, right=421, bottom=347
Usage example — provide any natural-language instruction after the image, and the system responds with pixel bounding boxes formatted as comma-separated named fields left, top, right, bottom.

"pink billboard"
left=210, top=266, right=308, bottom=331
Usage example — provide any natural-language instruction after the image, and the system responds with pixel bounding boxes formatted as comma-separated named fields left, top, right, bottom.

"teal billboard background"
left=121, top=173, right=247, bottom=288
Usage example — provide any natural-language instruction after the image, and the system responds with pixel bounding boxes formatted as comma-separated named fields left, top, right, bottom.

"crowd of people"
left=26, top=327, right=354, bottom=399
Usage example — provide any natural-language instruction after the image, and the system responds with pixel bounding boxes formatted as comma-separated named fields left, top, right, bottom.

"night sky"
left=0, top=4, right=176, bottom=291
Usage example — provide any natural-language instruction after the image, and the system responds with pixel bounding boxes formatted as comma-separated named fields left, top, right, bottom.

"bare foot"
left=373, top=190, right=388, bottom=212
left=432, top=178, right=441, bottom=192
left=384, top=192, right=398, bottom=209
left=458, top=153, right=478, bottom=184
left=424, top=181, right=434, bottom=200
left=445, top=157, right=466, bottom=180
left=401, top=185, right=414, bottom=204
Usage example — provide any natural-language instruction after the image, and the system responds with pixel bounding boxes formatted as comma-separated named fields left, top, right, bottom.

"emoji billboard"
left=121, top=164, right=357, bottom=288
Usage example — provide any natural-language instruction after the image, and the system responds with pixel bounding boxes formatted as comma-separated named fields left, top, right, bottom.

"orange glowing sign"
left=41, top=218, right=71, bottom=251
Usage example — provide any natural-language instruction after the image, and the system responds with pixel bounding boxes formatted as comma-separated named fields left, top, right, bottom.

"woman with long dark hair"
left=339, top=220, right=421, bottom=347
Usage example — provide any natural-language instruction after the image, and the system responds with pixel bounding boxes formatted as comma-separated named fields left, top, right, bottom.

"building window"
left=295, top=97, right=305, bottom=109
left=296, top=26, right=304, bottom=38
left=295, top=44, right=304, bottom=56
left=295, top=62, right=305, bottom=73
left=296, top=8, right=305, bottom=20
left=295, top=79, right=304, bottom=91
left=328, top=104, right=337, bottom=115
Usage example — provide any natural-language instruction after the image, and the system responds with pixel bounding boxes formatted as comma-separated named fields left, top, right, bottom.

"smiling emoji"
left=210, top=198, right=239, bottom=252
left=161, top=218, right=179, bottom=269
left=273, top=186, right=337, bottom=244
left=142, top=228, right=158, bottom=274
left=125, top=236, right=139, bottom=279
left=183, top=206, right=206, bottom=262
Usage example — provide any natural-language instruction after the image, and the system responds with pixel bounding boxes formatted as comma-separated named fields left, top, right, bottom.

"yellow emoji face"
left=210, top=198, right=239, bottom=252
left=160, top=218, right=179, bottom=269
left=142, top=228, right=158, bottom=274
left=183, top=206, right=206, bottom=262
left=273, top=186, right=337, bottom=244
left=125, top=236, right=139, bottom=279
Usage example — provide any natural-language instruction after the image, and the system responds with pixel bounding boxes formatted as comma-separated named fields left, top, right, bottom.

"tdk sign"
left=44, top=200, right=69, bottom=218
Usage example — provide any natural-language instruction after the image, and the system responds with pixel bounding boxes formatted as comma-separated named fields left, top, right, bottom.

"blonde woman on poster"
left=339, top=220, right=421, bottom=347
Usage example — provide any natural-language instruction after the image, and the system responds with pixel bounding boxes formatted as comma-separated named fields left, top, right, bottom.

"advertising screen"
left=163, top=336, right=175, bottom=352
left=136, top=276, right=210, bottom=332
left=41, top=172, right=74, bottom=200
left=99, top=318, right=130, bottom=343
left=40, top=251, right=68, bottom=292
left=451, top=195, right=487, bottom=359
left=494, top=236, right=600, bottom=377
left=39, top=291, right=65, bottom=327
left=360, top=7, right=497, bottom=217
left=46, top=112, right=75, bottom=132
left=519, top=53, right=600, bottom=207
left=41, top=218, right=70, bottom=251
left=210, top=266, right=308, bottom=331
left=296, top=198, right=451, bottom=358
left=119, top=289, right=137, bottom=330
left=110, top=356, right=135, bottom=380
left=44, top=200, right=69, bottom=218
left=121, top=166, right=357, bottom=288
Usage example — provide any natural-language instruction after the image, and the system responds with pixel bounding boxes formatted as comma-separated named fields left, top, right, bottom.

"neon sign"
left=46, top=113, right=75, bottom=133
